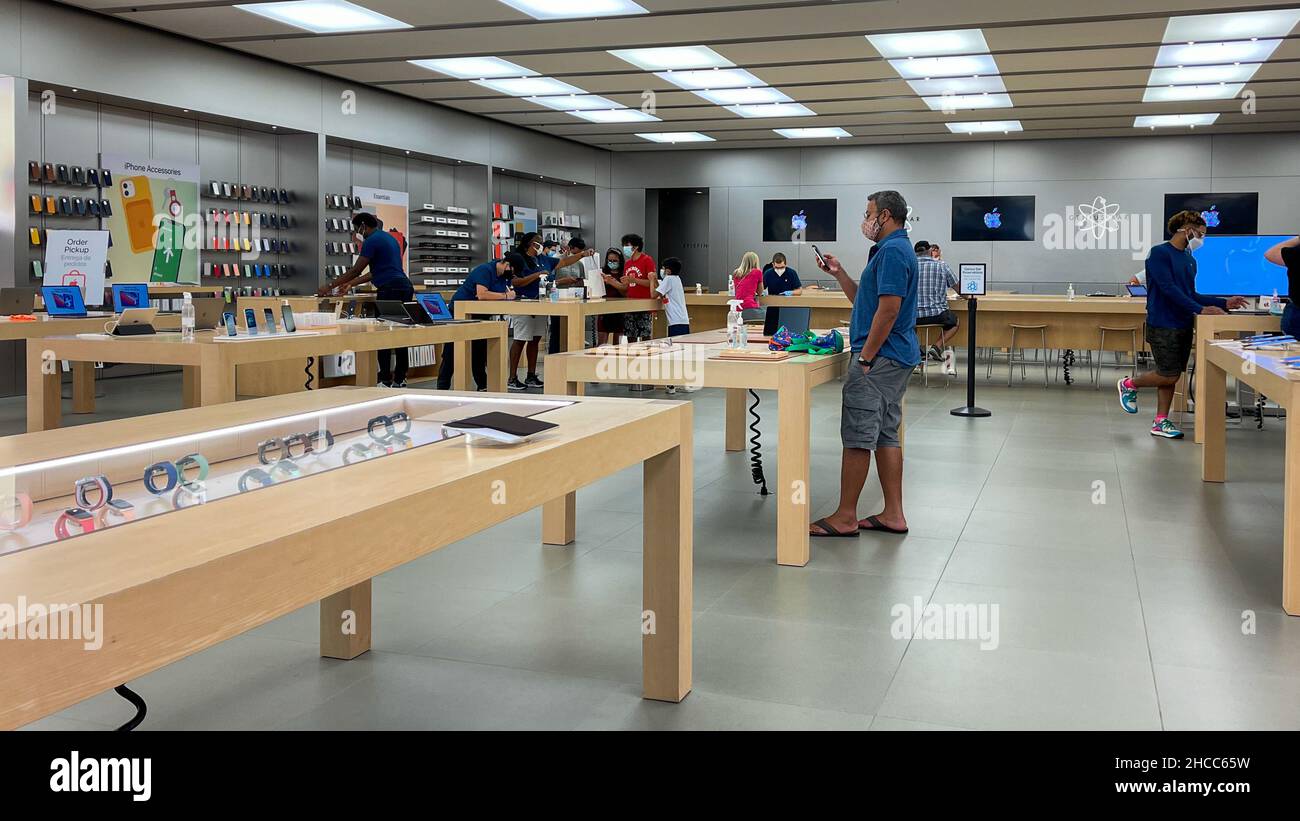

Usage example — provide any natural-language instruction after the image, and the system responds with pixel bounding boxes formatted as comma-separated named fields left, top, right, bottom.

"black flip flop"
left=810, top=517, right=859, bottom=538
left=858, top=515, right=909, bottom=535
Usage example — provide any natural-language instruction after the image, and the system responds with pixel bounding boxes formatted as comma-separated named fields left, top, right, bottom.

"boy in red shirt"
left=620, top=233, right=656, bottom=340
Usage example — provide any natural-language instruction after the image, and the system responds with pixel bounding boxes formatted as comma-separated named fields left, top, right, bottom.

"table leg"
left=319, top=579, right=371, bottom=660
left=354, top=349, right=377, bottom=388
left=486, top=332, right=507, bottom=393
left=642, top=405, right=692, bottom=702
left=181, top=366, right=200, bottom=408
left=562, top=314, right=586, bottom=396
left=777, top=367, right=812, bottom=567
left=451, top=340, right=470, bottom=391
left=1201, top=356, right=1227, bottom=483
left=725, top=388, right=746, bottom=452
left=1285, top=404, right=1300, bottom=615
left=542, top=354, right=576, bottom=546
left=1193, top=326, right=1209, bottom=444
left=25, top=345, right=60, bottom=432
left=197, top=363, right=236, bottom=406
left=71, top=361, right=95, bottom=414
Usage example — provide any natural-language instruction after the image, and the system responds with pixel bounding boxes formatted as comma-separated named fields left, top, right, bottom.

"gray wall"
left=611, top=135, right=1300, bottom=295
left=492, top=176, right=596, bottom=252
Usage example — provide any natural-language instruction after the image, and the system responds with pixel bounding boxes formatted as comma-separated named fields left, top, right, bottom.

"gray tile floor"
left=9, top=362, right=1298, bottom=730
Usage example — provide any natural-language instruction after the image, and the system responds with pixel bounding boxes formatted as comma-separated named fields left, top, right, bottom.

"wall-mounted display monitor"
left=1163, top=192, right=1258, bottom=238
left=951, top=196, right=1036, bottom=242
left=762, top=199, right=837, bottom=243
left=1192, top=235, right=1290, bottom=297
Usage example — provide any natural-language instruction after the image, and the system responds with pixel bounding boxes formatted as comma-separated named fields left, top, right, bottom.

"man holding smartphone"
left=810, top=190, right=919, bottom=538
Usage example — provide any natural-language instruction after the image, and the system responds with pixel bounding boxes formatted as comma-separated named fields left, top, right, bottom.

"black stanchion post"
left=951, top=296, right=991, bottom=418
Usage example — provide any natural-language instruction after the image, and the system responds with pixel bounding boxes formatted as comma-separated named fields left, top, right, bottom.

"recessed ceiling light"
left=1148, top=63, right=1259, bottom=86
left=473, top=76, right=586, bottom=96
left=408, top=57, right=537, bottom=79
left=945, top=120, right=1024, bottom=134
left=907, top=75, right=1008, bottom=96
left=528, top=94, right=624, bottom=111
left=693, top=87, right=792, bottom=106
left=569, top=108, right=661, bottom=123
left=889, top=54, right=1000, bottom=80
left=921, top=93, right=1013, bottom=111
left=608, top=45, right=732, bottom=71
left=1156, top=40, right=1282, bottom=66
left=725, top=102, right=815, bottom=118
left=1142, top=83, right=1244, bottom=102
left=1164, top=9, right=1300, bottom=43
left=867, top=29, right=991, bottom=58
left=1133, top=113, right=1220, bottom=128
left=774, top=127, right=852, bottom=139
left=234, top=0, right=411, bottom=33
left=499, top=0, right=648, bottom=20
left=656, top=68, right=763, bottom=90
left=636, top=132, right=716, bottom=143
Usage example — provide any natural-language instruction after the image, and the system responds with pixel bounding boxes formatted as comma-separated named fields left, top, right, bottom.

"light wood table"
left=950, top=295, right=1148, bottom=350
left=3, top=313, right=182, bottom=414
left=1200, top=342, right=1300, bottom=614
left=456, top=298, right=663, bottom=352
left=543, top=335, right=848, bottom=567
left=0, top=387, right=693, bottom=728
left=682, top=292, right=852, bottom=334
left=1191, top=313, right=1281, bottom=444
left=25, top=322, right=508, bottom=431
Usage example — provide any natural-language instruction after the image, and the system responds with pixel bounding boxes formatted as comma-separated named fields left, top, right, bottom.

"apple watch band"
left=283, top=433, right=313, bottom=459
left=308, top=429, right=335, bottom=455
left=172, top=481, right=207, bottom=510
left=175, top=454, right=210, bottom=484
left=74, top=475, right=113, bottom=511
left=95, top=498, right=136, bottom=527
left=343, top=442, right=376, bottom=465
left=54, top=507, right=97, bottom=540
left=258, top=437, right=286, bottom=465
left=237, top=468, right=276, bottom=493
left=144, top=461, right=180, bottom=495
left=0, top=493, right=33, bottom=531
left=389, top=412, right=412, bottom=436
left=269, top=461, right=303, bottom=482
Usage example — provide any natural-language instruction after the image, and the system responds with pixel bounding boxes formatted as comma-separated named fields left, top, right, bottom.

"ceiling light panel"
left=774, top=127, right=852, bottom=139
left=569, top=108, right=661, bottom=123
left=1141, top=83, right=1244, bottom=103
left=1156, top=40, right=1284, bottom=66
left=636, top=132, right=716, bottom=143
left=1147, top=64, right=1260, bottom=86
left=408, top=57, right=537, bottom=79
left=906, top=75, right=1008, bottom=96
left=608, top=45, right=733, bottom=71
left=946, top=120, right=1024, bottom=134
left=656, top=68, right=764, bottom=91
left=921, top=93, right=1014, bottom=111
left=693, top=87, right=792, bottom=106
left=235, top=0, right=410, bottom=33
left=499, top=0, right=648, bottom=20
left=528, top=94, right=624, bottom=111
left=725, top=102, right=815, bottom=118
left=1162, top=9, right=1300, bottom=42
left=888, top=53, right=1001, bottom=80
left=867, top=29, right=991, bottom=58
left=473, top=77, right=586, bottom=96
left=1134, top=113, right=1220, bottom=128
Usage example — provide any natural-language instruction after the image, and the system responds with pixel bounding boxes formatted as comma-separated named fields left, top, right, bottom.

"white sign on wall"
left=44, top=230, right=110, bottom=306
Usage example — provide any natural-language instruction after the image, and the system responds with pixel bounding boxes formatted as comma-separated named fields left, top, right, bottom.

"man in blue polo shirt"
left=320, top=212, right=416, bottom=387
left=437, top=253, right=522, bottom=391
left=810, top=190, right=919, bottom=539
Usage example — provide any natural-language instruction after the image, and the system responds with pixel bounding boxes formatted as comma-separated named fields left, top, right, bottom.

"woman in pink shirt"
left=732, top=251, right=764, bottom=321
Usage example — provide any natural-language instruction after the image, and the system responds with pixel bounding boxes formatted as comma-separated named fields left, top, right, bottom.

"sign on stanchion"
left=952, top=263, right=991, bottom=418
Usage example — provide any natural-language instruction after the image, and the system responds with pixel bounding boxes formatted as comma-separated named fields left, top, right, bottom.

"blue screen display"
left=41, top=286, right=87, bottom=316
left=112, top=284, right=150, bottom=313
left=1192, top=235, right=1290, bottom=297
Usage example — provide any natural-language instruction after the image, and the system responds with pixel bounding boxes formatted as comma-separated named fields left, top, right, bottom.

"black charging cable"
left=114, top=684, right=147, bottom=731
left=304, top=356, right=315, bottom=391
left=748, top=389, right=769, bottom=496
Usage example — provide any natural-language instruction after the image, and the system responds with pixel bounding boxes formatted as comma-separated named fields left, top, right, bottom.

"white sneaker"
left=943, top=348, right=957, bottom=375
left=666, top=385, right=678, bottom=395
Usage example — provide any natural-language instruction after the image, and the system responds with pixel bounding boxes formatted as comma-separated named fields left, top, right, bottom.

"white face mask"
left=1185, top=231, right=1205, bottom=252
left=773, top=266, right=786, bottom=274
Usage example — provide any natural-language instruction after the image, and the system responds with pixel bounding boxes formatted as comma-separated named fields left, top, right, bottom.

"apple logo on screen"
left=984, top=208, right=1002, bottom=229
left=791, top=210, right=808, bottom=232
left=1202, top=206, right=1220, bottom=228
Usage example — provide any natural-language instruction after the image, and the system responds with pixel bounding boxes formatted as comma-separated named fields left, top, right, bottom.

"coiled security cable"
left=1061, top=349, right=1076, bottom=385
left=749, top=389, right=769, bottom=496
left=305, top=357, right=315, bottom=391
left=114, top=684, right=147, bottom=731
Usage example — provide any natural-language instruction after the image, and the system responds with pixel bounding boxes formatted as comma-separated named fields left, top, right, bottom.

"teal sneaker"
left=1150, top=418, right=1184, bottom=439
left=1117, top=377, right=1138, bottom=414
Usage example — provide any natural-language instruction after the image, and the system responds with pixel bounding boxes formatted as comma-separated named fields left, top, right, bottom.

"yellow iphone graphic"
left=120, top=176, right=157, bottom=254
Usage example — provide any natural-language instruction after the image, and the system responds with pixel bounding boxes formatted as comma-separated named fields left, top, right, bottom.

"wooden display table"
left=543, top=333, right=848, bottom=567
left=455, top=298, right=663, bottom=356
left=25, top=322, right=508, bottom=431
left=1200, top=342, right=1300, bottom=614
left=950, top=295, right=1148, bottom=350
left=681, top=291, right=852, bottom=334
left=0, top=387, right=692, bottom=728
left=1191, top=313, right=1281, bottom=444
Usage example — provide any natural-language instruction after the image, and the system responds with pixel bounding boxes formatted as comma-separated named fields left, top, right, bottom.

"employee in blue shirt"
left=507, top=231, right=594, bottom=391
left=437, top=253, right=522, bottom=391
left=762, top=252, right=803, bottom=329
left=1117, top=210, right=1247, bottom=439
left=321, top=212, right=417, bottom=387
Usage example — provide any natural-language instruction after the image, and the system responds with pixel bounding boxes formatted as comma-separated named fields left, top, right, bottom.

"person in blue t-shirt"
left=320, top=212, right=417, bottom=387
left=437, top=253, right=522, bottom=391
left=1117, top=210, right=1246, bottom=439
left=507, top=231, right=594, bottom=391
left=809, top=190, right=918, bottom=539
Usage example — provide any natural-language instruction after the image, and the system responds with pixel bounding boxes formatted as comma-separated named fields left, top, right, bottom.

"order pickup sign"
left=959, top=263, right=987, bottom=296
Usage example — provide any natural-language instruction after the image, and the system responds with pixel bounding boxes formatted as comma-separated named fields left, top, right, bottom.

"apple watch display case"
left=0, top=393, right=570, bottom=555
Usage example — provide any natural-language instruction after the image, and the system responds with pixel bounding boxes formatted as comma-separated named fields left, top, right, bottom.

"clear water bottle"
left=181, top=292, right=195, bottom=341
left=1067, top=282, right=1075, bottom=301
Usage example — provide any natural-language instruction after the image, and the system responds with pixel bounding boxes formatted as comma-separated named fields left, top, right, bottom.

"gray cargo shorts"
left=841, top=355, right=910, bottom=450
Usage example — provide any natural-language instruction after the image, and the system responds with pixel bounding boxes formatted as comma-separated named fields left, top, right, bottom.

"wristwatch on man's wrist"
left=857, top=355, right=876, bottom=369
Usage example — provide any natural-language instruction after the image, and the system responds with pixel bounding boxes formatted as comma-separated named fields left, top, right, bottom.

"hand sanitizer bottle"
left=181, top=292, right=195, bottom=341
left=727, top=276, right=736, bottom=298
left=726, top=299, right=744, bottom=349
left=1067, top=282, right=1075, bottom=301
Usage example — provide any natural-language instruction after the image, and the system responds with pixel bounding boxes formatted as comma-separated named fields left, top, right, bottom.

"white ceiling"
left=57, top=0, right=1300, bottom=150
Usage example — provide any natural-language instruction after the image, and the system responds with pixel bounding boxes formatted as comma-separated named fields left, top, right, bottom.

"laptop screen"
left=416, top=293, right=453, bottom=321
left=112, top=283, right=150, bottom=313
left=42, top=286, right=87, bottom=317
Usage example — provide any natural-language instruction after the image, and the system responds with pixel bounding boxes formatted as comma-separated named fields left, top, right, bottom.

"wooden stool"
left=1007, top=324, right=1049, bottom=387
left=1092, top=325, right=1139, bottom=389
